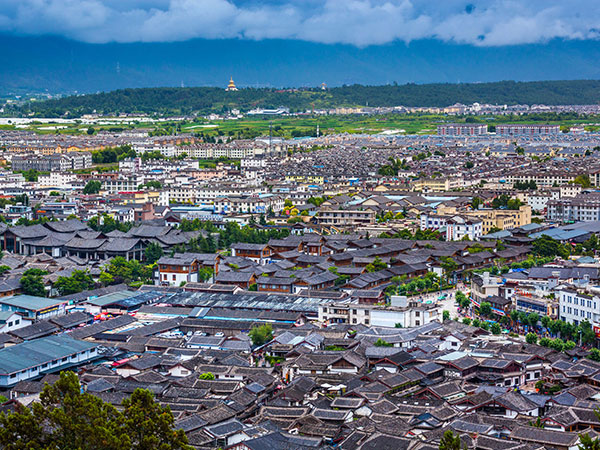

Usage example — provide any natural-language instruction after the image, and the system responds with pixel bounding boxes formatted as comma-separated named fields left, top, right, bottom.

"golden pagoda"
left=226, top=77, right=238, bottom=91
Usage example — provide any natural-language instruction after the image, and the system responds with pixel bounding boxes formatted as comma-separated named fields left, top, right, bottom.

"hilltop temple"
left=226, top=77, right=238, bottom=91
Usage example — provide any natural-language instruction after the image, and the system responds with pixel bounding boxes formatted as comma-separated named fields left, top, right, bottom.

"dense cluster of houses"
left=0, top=287, right=599, bottom=449
left=3, top=125, right=600, bottom=447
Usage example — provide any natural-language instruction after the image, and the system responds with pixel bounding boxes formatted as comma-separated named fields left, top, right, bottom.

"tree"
left=525, top=333, right=538, bottom=344
left=479, top=302, right=492, bottom=317
left=439, top=430, right=464, bottom=450
left=374, top=338, right=393, bottom=347
left=578, top=433, right=600, bottom=450
left=527, top=313, right=540, bottom=328
left=541, top=315, right=551, bottom=329
left=99, top=271, right=115, bottom=286
left=462, top=318, right=471, bottom=325
left=86, top=126, right=95, bottom=135
left=589, top=348, right=600, bottom=362
left=491, top=323, right=501, bottom=335
left=83, top=180, right=102, bottom=194
left=120, top=388, right=191, bottom=450
left=574, top=174, right=592, bottom=188
left=144, top=242, right=164, bottom=264
left=54, top=270, right=95, bottom=295
left=198, top=372, right=215, bottom=380
left=532, top=235, right=569, bottom=258
left=443, top=310, right=450, bottom=321
left=20, top=273, right=46, bottom=297
left=365, top=257, right=387, bottom=273
left=0, top=371, right=191, bottom=450
left=248, top=323, right=273, bottom=346
left=470, top=197, right=482, bottom=210
left=440, top=257, right=458, bottom=284
left=455, top=291, right=470, bottom=309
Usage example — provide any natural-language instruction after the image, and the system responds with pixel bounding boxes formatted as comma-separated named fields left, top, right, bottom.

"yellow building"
left=412, top=177, right=464, bottom=193
left=437, top=205, right=532, bottom=234
left=285, top=175, right=325, bottom=185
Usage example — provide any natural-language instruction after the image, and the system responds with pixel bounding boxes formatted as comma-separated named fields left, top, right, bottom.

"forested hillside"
left=8, top=80, right=600, bottom=117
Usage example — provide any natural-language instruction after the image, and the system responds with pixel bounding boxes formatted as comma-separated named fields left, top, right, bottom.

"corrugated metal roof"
left=0, top=335, right=97, bottom=375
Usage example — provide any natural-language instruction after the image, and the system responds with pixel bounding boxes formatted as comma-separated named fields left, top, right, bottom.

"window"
left=7, top=322, right=12, bottom=327
left=14, top=320, right=19, bottom=325
left=364, top=319, right=369, bottom=325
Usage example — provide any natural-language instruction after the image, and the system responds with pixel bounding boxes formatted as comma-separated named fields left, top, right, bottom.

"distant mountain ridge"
left=7, top=80, right=600, bottom=117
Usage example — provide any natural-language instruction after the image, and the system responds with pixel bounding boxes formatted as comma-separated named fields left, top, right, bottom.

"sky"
left=1, top=0, right=600, bottom=93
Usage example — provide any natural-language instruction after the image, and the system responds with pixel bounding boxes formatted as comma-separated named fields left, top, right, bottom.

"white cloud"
left=0, top=0, right=599, bottom=46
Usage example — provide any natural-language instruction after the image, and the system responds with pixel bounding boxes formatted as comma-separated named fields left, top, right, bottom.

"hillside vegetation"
left=8, top=80, right=600, bottom=117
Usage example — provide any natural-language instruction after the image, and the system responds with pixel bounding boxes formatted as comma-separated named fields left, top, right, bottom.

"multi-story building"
left=496, top=124, right=561, bottom=135
left=155, top=255, right=201, bottom=286
left=102, top=175, right=144, bottom=194
left=420, top=214, right=483, bottom=241
left=37, top=172, right=78, bottom=188
left=558, top=287, right=600, bottom=331
left=436, top=205, right=532, bottom=234
left=412, top=177, right=464, bottom=192
left=318, top=296, right=440, bottom=330
left=437, top=124, right=488, bottom=136
left=11, top=152, right=92, bottom=172
left=213, top=195, right=284, bottom=214
left=470, top=273, right=503, bottom=306
left=526, top=191, right=560, bottom=212
left=504, top=172, right=577, bottom=187
left=547, top=193, right=600, bottom=223
left=317, top=209, right=375, bottom=227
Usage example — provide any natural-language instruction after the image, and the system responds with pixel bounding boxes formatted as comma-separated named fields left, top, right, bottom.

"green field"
left=3, top=113, right=600, bottom=139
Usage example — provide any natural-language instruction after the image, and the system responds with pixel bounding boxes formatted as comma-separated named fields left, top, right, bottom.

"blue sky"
left=1, top=1, right=599, bottom=93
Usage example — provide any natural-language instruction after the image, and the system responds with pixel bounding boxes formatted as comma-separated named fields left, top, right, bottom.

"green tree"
left=574, top=174, right=592, bottom=188
left=144, top=242, right=164, bottom=264
left=589, top=348, right=600, bottom=362
left=442, top=310, right=450, bottom=321
left=0, top=371, right=191, bottom=450
left=479, top=302, right=492, bottom=316
left=365, top=256, right=387, bottom=273
left=532, top=235, right=569, bottom=258
left=120, top=388, right=191, bottom=450
left=53, top=270, right=95, bottom=295
left=491, top=323, right=501, bottom=335
left=198, top=372, right=215, bottom=380
left=374, top=338, right=393, bottom=347
left=525, top=333, right=538, bottom=344
left=86, top=126, right=95, bottom=135
left=99, top=271, right=115, bottom=286
left=248, top=323, right=273, bottom=346
left=527, top=313, right=540, bottom=328
left=83, top=180, right=102, bottom=194
left=578, top=433, right=600, bottom=450
left=20, top=273, right=46, bottom=297
left=439, top=430, right=464, bottom=450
